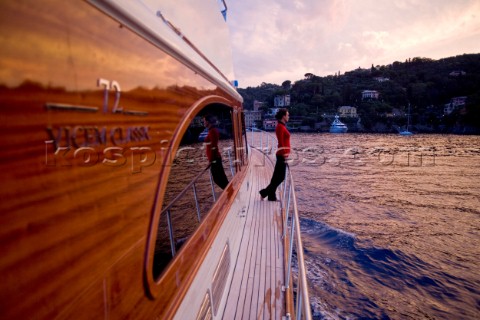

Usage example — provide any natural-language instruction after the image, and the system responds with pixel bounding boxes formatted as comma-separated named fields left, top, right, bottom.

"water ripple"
left=292, top=134, right=480, bottom=319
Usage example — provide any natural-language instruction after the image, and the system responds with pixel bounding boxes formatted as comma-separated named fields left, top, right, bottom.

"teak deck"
left=223, top=150, right=286, bottom=319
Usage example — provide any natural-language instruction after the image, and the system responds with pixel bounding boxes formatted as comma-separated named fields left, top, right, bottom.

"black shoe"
left=259, top=189, right=268, bottom=199
left=267, top=195, right=277, bottom=201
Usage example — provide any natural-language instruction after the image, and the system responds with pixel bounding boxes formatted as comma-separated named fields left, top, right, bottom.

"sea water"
left=289, top=134, right=480, bottom=319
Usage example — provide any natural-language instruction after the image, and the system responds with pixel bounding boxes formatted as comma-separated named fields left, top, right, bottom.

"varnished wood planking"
left=0, top=187, right=153, bottom=319
left=223, top=150, right=287, bottom=319
left=0, top=1, right=244, bottom=319
left=222, top=158, right=259, bottom=319
left=221, top=164, right=255, bottom=319
left=1, top=101, right=239, bottom=319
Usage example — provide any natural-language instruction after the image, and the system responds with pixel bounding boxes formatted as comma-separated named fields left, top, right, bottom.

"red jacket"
left=275, top=122, right=290, bottom=157
left=205, top=127, right=221, bottom=162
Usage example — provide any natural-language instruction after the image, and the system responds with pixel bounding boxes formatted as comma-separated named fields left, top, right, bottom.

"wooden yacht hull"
left=0, top=1, right=249, bottom=319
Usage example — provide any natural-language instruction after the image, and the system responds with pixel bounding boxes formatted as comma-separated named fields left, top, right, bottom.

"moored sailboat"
left=399, top=103, right=413, bottom=135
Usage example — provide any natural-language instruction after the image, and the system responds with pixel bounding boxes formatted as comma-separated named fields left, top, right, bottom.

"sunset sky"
left=227, top=0, right=480, bottom=88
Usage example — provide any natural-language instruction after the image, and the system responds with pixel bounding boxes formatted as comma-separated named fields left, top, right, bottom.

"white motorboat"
left=399, top=129, right=413, bottom=136
left=198, top=128, right=209, bottom=141
left=330, top=115, right=348, bottom=133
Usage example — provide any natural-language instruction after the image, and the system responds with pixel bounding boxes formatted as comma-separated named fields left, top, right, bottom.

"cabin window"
left=152, top=104, right=236, bottom=279
left=241, top=111, right=249, bottom=165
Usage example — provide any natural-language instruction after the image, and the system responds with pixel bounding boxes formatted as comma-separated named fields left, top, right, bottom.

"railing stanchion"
left=166, top=210, right=176, bottom=257
left=283, top=180, right=292, bottom=239
left=160, top=166, right=216, bottom=251
left=285, top=205, right=295, bottom=288
left=193, top=183, right=201, bottom=222
left=227, top=147, right=234, bottom=177
left=283, top=166, right=288, bottom=208
left=296, top=287, right=303, bottom=320
left=209, top=170, right=216, bottom=202
left=260, top=130, right=263, bottom=151
left=251, top=126, right=254, bottom=146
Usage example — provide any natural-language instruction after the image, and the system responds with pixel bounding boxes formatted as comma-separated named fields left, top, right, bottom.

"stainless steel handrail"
left=159, top=145, right=234, bottom=257
left=283, top=164, right=312, bottom=320
left=249, top=127, right=277, bottom=154
left=160, top=165, right=216, bottom=257
left=248, top=128, right=312, bottom=320
left=161, top=165, right=212, bottom=213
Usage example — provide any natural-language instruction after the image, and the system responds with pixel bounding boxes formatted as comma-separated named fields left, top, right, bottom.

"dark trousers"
left=210, top=158, right=229, bottom=190
left=264, top=155, right=286, bottom=197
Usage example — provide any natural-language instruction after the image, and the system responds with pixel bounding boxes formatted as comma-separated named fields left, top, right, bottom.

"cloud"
left=228, top=0, right=480, bottom=88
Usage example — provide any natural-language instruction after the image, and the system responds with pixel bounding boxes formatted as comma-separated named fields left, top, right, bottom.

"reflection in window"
left=241, top=111, right=249, bottom=165
left=153, top=105, right=236, bottom=279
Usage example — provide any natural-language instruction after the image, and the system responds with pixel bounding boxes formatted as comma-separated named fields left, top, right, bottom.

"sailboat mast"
left=407, top=103, right=410, bottom=129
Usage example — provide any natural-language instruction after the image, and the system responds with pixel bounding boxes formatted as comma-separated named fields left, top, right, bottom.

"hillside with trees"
left=238, top=53, right=480, bottom=134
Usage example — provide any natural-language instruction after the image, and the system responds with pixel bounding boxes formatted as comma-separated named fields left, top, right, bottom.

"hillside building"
left=362, top=90, right=379, bottom=100
left=444, top=96, right=467, bottom=115
left=244, top=110, right=262, bottom=128
left=449, top=70, right=466, bottom=77
left=338, top=106, right=358, bottom=118
left=253, top=100, right=264, bottom=111
left=274, top=94, right=290, bottom=107
left=374, top=77, right=390, bottom=82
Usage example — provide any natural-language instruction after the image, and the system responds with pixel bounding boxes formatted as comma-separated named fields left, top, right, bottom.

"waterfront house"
left=263, top=118, right=277, bottom=131
left=244, top=110, right=262, bottom=128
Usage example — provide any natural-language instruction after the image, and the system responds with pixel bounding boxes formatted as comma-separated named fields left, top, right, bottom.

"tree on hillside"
left=237, top=53, right=480, bottom=133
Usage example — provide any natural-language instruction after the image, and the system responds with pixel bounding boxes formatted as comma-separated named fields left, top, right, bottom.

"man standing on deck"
left=259, top=108, right=290, bottom=201
left=203, top=114, right=229, bottom=190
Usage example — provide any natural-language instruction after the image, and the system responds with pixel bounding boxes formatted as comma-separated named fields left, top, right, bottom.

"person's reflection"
left=203, top=114, right=229, bottom=189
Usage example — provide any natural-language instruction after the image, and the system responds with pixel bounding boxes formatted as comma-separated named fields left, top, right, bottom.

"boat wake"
left=298, top=218, right=477, bottom=319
